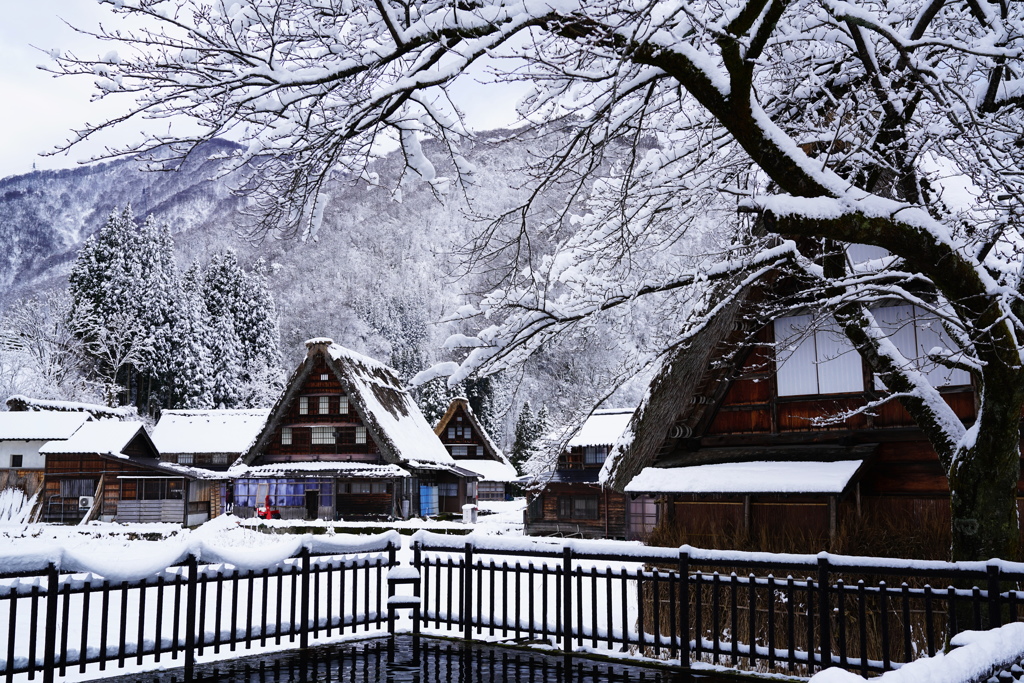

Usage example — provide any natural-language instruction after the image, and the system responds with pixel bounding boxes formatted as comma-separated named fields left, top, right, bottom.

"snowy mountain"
left=0, top=131, right=650, bottom=445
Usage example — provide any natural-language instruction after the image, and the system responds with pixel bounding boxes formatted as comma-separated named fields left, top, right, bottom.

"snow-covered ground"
left=0, top=498, right=526, bottom=574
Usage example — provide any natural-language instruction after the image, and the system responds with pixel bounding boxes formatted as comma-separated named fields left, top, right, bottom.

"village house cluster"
left=0, top=339, right=515, bottom=526
left=1, top=299, right=1013, bottom=552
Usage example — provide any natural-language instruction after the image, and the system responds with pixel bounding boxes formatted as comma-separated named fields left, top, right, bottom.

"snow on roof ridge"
left=7, top=394, right=136, bottom=418
left=304, top=337, right=335, bottom=347
left=161, top=408, right=271, bottom=416
left=326, top=342, right=399, bottom=374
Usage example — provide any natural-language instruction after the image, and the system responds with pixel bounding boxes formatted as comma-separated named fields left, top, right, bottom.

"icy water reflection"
left=111, top=636, right=715, bottom=682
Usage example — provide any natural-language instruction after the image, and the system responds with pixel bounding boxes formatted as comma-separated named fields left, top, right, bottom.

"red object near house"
left=256, top=495, right=281, bottom=520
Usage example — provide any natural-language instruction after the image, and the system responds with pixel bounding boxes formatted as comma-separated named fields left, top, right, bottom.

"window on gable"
left=312, top=426, right=335, bottom=445
left=339, top=395, right=349, bottom=415
left=871, top=305, right=971, bottom=388
left=320, top=374, right=329, bottom=381
left=282, top=427, right=292, bottom=445
left=320, top=396, right=329, bottom=414
left=452, top=445, right=468, bottom=457
left=774, top=314, right=865, bottom=396
left=299, top=396, right=309, bottom=415
left=355, top=426, right=367, bottom=444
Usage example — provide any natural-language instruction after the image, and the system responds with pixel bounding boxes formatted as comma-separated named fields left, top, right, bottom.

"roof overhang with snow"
left=624, top=460, right=864, bottom=496
left=567, top=409, right=634, bottom=448
left=453, top=459, right=520, bottom=482
left=230, top=462, right=411, bottom=479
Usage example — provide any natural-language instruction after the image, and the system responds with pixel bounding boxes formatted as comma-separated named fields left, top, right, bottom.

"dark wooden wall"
left=525, top=483, right=627, bottom=539
left=438, top=404, right=493, bottom=461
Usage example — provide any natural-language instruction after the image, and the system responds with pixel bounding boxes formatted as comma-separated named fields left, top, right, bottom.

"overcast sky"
left=0, top=2, right=527, bottom=182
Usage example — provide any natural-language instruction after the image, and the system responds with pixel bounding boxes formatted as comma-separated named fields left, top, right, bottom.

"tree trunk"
left=949, top=371, right=1024, bottom=561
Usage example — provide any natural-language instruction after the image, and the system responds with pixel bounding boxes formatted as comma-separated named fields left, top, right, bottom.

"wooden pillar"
left=745, top=493, right=753, bottom=536
left=828, top=496, right=837, bottom=540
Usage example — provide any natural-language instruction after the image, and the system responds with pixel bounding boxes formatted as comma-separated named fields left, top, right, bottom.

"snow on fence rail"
left=410, top=531, right=1024, bottom=679
left=0, top=532, right=400, bottom=683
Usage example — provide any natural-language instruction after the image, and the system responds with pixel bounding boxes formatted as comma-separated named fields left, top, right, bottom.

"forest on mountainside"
left=0, top=131, right=655, bottom=451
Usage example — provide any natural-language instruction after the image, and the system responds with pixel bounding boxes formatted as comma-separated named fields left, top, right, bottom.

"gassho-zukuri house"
left=228, top=338, right=479, bottom=520
left=434, top=397, right=519, bottom=501
left=602, top=286, right=994, bottom=549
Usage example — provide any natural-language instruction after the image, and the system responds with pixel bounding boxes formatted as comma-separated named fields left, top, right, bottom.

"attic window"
left=452, top=445, right=468, bottom=457
left=282, top=427, right=293, bottom=445
left=448, top=427, right=456, bottom=440
left=774, top=314, right=864, bottom=396
left=299, top=396, right=309, bottom=415
left=339, top=395, right=349, bottom=415
left=319, top=396, right=329, bottom=414
left=320, top=374, right=329, bottom=381
left=355, top=426, right=367, bottom=444
left=178, top=453, right=194, bottom=465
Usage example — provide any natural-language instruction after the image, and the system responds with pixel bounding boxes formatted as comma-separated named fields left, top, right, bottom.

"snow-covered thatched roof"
left=601, top=293, right=750, bottom=491
left=6, top=395, right=136, bottom=421
left=153, top=409, right=270, bottom=455
left=40, top=420, right=151, bottom=458
left=242, top=339, right=454, bottom=470
left=433, top=397, right=512, bottom=467
left=0, top=411, right=90, bottom=441
left=454, top=459, right=520, bottom=483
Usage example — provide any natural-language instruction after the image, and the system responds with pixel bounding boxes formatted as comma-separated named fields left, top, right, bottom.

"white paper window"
left=312, top=426, right=334, bottom=444
left=339, top=395, right=349, bottom=415
left=319, top=396, right=329, bottom=414
left=452, top=445, right=468, bottom=457
left=774, top=314, right=864, bottom=396
left=873, top=306, right=971, bottom=388
left=178, top=453, right=194, bottom=464
left=281, top=427, right=292, bottom=445
left=355, top=426, right=367, bottom=444
left=299, top=396, right=309, bottom=415
left=320, top=374, right=329, bottom=381
left=584, top=446, right=608, bottom=465
left=448, top=427, right=455, bottom=440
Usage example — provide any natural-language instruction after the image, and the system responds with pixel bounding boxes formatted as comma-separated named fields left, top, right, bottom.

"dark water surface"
left=108, top=636, right=727, bottom=682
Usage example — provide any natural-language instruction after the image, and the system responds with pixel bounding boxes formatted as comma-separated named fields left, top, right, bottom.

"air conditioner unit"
left=78, top=496, right=95, bottom=511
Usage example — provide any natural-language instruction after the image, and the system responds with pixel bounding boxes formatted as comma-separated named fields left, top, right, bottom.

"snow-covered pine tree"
left=203, top=249, right=283, bottom=408
left=170, top=262, right=215, bottom=409
left=510, top=401, right=536, bottom=471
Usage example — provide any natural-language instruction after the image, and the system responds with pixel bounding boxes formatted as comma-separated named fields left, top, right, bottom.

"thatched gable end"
left=603, top=295, right=750, bottom=491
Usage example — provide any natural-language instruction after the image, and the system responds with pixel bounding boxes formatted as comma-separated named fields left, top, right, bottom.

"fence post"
left=562, top=546, right=573, bottom=653
left=42, top=563, right=59, bottom=683
left=679, top=550, right=690, bottom=670
left=463, top=542, right=473, bottom=641
left=300, top=548, right=311, bottom=649
left=987, top=562, right=1002, bottom=628
left=184, top=555, right=199, bottom=682
left=413, top=542, right=422, bottom=635
left=818, top=556, right=831, bottom=671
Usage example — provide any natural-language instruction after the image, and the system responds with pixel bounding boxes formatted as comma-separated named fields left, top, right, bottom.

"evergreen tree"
left=170, top=262, right=215, bottom=408
left=204, top=249, right=283, bottom=408
left=510, top=401, right=536, bottom=471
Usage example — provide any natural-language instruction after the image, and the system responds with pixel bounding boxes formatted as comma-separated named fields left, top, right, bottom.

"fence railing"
left=409, top=532, right=1024, bottom=677
left=0, top=534, right=399, bottom=683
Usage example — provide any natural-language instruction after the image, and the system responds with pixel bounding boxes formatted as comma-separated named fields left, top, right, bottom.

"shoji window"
left=774, top=314, right=865, bottom=396
left=872, top=306, right=971, bottom=388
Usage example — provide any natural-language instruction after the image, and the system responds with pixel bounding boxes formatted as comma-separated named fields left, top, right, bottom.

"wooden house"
left=524, top=409, right=634, bottom=539
left=604, top=299, right=984, bottom=550
left=0, top=411, right=91, bottom=505
left=152, top=409, right=270, bottom=471
left=39, top=420, right=220, bottom=525
left=434, top=398, right=519, bottom=501
left=235, top=338, right=478, bottom=521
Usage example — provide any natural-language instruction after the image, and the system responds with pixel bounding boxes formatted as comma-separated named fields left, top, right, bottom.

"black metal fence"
left=0, top=541, right=398, bottom=683
left=410, top=534, right=1024, bottom=676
